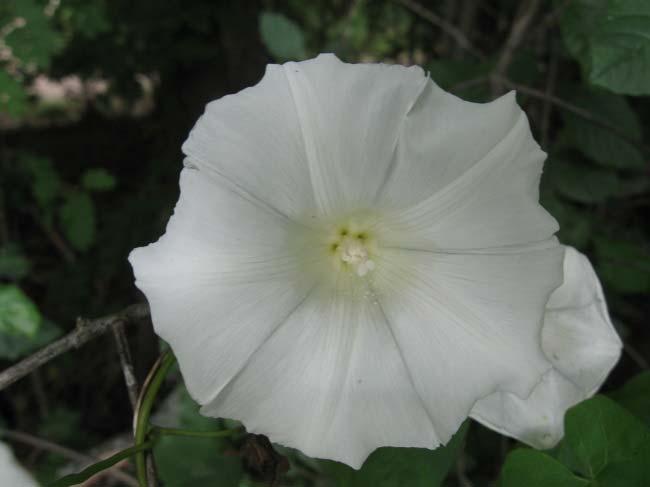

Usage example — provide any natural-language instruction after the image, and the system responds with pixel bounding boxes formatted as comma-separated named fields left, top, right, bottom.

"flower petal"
left=200, top=286, right=437, bottom=469
left=543, top=247, right=622, bottom=393
left=471, top=371, right=583, bottom=449
left=182, top=63, right=316, bottom=220
left=372, top=242, right=563, bottom=442
left=470, top=247, right=622, bottom=448
left=377, top=92, right=558, bottom=250
left=281, top=54, right=428, bottom=215
left=0, top=442, right=37, bottom=487
left=129, top=169, right=318, bottom=404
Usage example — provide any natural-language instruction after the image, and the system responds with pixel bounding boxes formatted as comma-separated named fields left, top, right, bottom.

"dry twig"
left=0, top=303, right=149, bottom=391
left=112, top=322, right=140, bottom=411
left=396, top=0, right=485, bottom=60
left=491, top=0, right=542, bottom=95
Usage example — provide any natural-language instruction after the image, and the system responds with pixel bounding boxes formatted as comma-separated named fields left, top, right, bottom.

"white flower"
left=0, top=442, right=38, bottom=487
left=471, top=246, right=622, bottom=448
left=129, top=54, right=564, bottom=468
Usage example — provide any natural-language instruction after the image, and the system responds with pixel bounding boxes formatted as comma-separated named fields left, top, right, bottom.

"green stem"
left=48, top=441, right=153, bottom=487
left=134, top=351, right=176, bottom=487
left=152, top=425, right=238, bottom=439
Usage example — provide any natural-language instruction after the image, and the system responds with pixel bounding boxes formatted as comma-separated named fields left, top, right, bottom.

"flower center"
left=329, top=225, right=376, bottom=277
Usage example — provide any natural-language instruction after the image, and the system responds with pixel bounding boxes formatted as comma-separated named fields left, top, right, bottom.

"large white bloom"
left=0, top=442, right=38, bottom=487
left=130, top=54, right=565, bottom=468
left=471, top=246, right=622, bottom=448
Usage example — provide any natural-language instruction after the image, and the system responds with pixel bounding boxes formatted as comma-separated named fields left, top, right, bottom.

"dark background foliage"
left=1, top=0, right=649, bottom=485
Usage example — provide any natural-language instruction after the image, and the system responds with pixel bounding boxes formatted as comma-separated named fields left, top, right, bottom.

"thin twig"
left=31, top=208, right=76, bottom=264
left=112, top=322, right=140, bottom=411
left=499, top=77, right=650, bottom=155
left=491, top=0, right=542, bottom=95
left=541, top=49, right=559, bottom=148
left=30, top=369, right=50, bottom=419
left=2, top=429, right=138, bottom=486
left=0, top=303, right=150, bottom=391
left=624, top=342, right=650, bottom=370
left=395, top=0, right=485, bottom=60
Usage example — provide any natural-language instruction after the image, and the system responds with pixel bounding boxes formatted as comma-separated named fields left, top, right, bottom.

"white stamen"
left=339, top=237, right=374, bottom=277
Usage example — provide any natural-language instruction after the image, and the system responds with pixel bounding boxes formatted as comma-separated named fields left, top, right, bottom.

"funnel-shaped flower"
left=471, top=246, right=622, bottom=448
left=130, top=54, right=563, bottom=468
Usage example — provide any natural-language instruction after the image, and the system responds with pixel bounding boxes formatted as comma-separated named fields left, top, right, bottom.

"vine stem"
left=151, top=426, right=238, bottom=439
left=133, top=351, right=176, bottom=487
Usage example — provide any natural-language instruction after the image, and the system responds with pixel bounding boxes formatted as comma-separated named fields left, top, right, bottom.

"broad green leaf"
left=426, top=59, right=491, bottom=102
left=499, top=449, right=589, bottom=487
left=561, top=89, right=644, bottom=169
left=547, top=158, right=619, bottom=204
left=594, top=238, right=650, bottom=294
left=22, top=155, right=62, bottom=209
left=0, top=70, right=28, bottom=117
left=0, top=319, right=61, bottom=360
left=565, top=396, right=650, bottom=479
left=5, top=0, right=64, bottom=68
left=560, top=0, right=650, bottom=95
left=259, top=12, right=307, bottom=61
left=610, top=372, right=650, bottom=427
left=322, top=421, right=468, bottom=487
left=58, top=191, right=95, bottom=252
left=540, top=193, right=592, bottom=248
left=153, top=384, right=242, bottom=486
left=0, top=244, right=31, bottom=279
left=0, top=284, right=41, bottom=337
left=81, top=168, right=117, bottom=192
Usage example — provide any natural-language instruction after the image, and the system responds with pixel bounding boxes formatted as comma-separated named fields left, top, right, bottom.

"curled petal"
left=471, top=247, right=622, bottom=448
left=371, top=242, right=563, bottom=443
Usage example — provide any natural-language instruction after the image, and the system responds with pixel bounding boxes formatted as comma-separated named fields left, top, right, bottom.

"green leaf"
left=81, top=168, right=117, bottom=192
left=540, top=193, right=592, bottom=248
left=561, top=89, right=644, bottom=170
left=426, top=59, right=491, bottom=102
left=322, top=421, right=468, bottom=487
left=0, top=284, right=41, bottom=337
left=560, top=0, right=650, bottom=95
left=22, top=155, right=62, bottom=209
left=499, top=449, right=589, bottom=487
left=499, top=396, right=650, bottom=486
left=5, top=0, right=64, bottom=68
left=594, top=237, right=650, bottom=294
left=259, top=12, right=307, bottom=61
left=610, top=372, right=650, bottom=427
left=0, top=319, right=61, bottom=360
left=547, top=158, right=619, bottom=204
left=153, top=384, right=242, bottom=486
left=58, top=191, right=95, bottom=252
left=0, top=70, right=28, bottom=117
left=0, top=244, right=31, bottom=279
left=565, top=396, right=650, bottom=479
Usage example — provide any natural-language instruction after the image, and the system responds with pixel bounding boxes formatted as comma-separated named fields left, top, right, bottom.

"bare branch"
left=541, top=50, right=559, bottom=148
left=491, top=0, right=542, bottom=95
left=396, top=0, right=485, bottom=60
left=112, top=322, right=140, bottom=411
left=2, top=429, right=138, bottom=486
left=0, top=303, right=149, bottom=391
left=498, top=77, right=650, bottom=155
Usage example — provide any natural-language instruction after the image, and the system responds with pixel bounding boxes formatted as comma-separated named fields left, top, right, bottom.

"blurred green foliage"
left=0, top=0, right=649, bottom=485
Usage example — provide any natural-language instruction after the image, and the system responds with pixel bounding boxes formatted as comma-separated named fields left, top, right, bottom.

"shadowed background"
left=1, top=0, right=648, bottom=485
